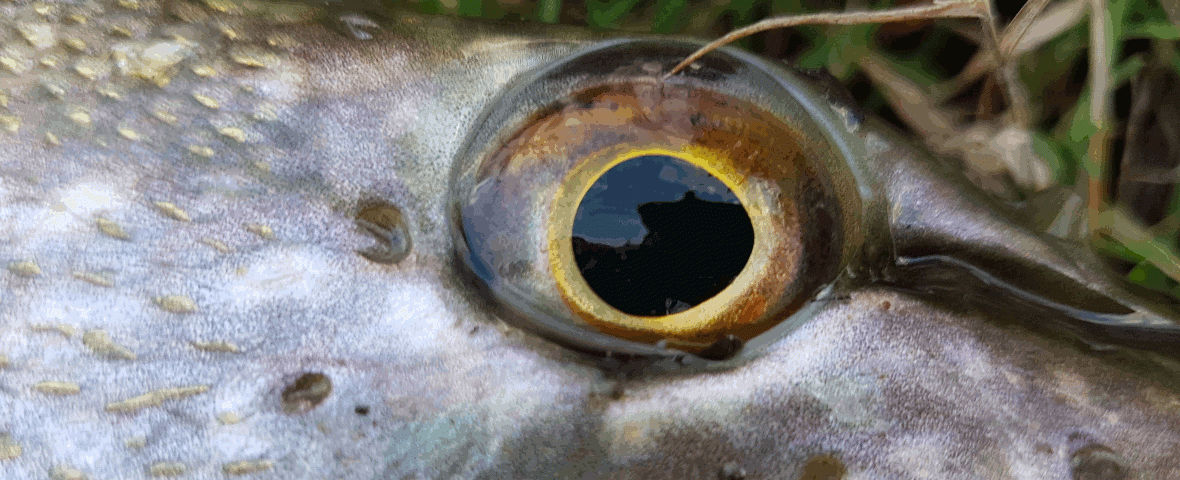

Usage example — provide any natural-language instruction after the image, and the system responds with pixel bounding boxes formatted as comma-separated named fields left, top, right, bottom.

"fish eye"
left=452, top=40, right=883, bottom=362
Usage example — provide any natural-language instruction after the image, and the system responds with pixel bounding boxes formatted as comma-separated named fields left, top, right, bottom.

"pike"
left=1, top=1, right=1179, bottom=478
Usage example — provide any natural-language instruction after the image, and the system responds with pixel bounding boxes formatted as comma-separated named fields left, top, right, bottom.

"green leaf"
left=1128, top=22, right=1180, bottom=40
left=537, top=0, right=562, bottom=23
left=457, top=0, right=482, bottom=17
left=586, top=0, right=644, bottom=29
left=1031, top=130, right=1074, bottom=185
left=652, top=0, right=688, bottom=33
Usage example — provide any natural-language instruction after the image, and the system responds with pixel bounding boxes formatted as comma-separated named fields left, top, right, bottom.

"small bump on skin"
left=192, top=340, right=241, bottom=353
left=199, top=237, right=232, bottom=253
left=218, top=126, right=246, bottom=143
left=117, top=0, right=141, bottom=10
left=8, top=260, right=42, bottom=277
left=154, top=295, right=197, bottom=313
left=96, top=218, right=131, bottom=240
left=0, top=434, right=21, bottom=460
left=188, top=145, right=215, bottom=158
left=124, top=437, right=146, bottom=449
left=245, top=223, right=273, bottom=239
left=191, top=93, right=220, bottom=109
left=82, top=329, right=136, bottom=360
left=73, top=271, right=114, bottom=287
left=45, top=132, right=61, bottom=146
left=104, top=385, right=210, bottom=413
left=117, top=127, right=141, bottom=141
left=34, top=381, right=81, bottom=395
left=148, top=462, right=186, bottom=477
left=32, top=324, right=76, bottom=337
left=49, top=465, right=87, bottom=480
left=153, top=201, right=191, bottom=221
left=281, top=372, right=332, bottom=414
left=0, top=354, right=9, bottom=368
left=223, top=460, right=274, bottom=475
left=218, top=411, right=242, bottom=424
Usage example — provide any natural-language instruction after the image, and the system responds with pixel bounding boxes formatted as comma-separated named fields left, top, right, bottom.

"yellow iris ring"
left=548, top=146, right=775, bottom=350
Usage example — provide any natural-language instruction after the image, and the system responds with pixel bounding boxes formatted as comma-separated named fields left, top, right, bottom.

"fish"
left=1, top=1, right=1179, bottom=478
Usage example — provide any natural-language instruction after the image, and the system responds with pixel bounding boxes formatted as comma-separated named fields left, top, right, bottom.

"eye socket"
left=453, top=40, right=877, bottom=360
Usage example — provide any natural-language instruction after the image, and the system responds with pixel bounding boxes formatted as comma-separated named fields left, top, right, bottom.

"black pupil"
left=571, top=155, right=755, bottom=316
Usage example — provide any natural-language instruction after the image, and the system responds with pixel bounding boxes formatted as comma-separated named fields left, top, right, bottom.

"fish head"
left=1, top=2, right=1179, bottom=479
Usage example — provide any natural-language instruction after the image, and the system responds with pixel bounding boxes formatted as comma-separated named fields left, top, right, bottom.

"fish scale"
left=2, top=1, right=1180, bottom=479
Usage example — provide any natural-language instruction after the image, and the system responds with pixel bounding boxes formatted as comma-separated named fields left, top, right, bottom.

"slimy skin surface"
left=1, top=2, right=1178, bottom=478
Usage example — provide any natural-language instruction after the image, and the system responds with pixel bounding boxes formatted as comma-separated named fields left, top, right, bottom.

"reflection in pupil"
left=571, top=155, right=755, bottom=316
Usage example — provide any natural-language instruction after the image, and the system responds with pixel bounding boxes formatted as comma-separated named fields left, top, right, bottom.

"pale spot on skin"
left=188, top=145, right=215, bottom=158
left=111, top=40, right=193, bottom=87
left=151, top=109, right=179, bottom=126
left=72, top=271, right=114, bottom=287
left=32, top=324, right=76, bottom=338
left=0, top=354, right=9, bottom=369
left=218, top=126, right=246, bottom=142
left=244, top=223, right=273, bottom=239
left=124, top=437, right=146, bottom=449
left=68, top=110, right=91, bottom=125
left=229, top=45, right=278, bottom=68
left=45, top=131, right=61, bottom=146
left=154, top=295, right=197, bottom=314
left=152, top=201, right=191, bottom=221
left=148, top=462, right=186, bottom=477
left=72, top=57, right=110, bottom=80
left=57, top=183, right=129, bottom=221
left=82, top=329, right=136, bottom=360
left=117, top=127, right=140, bottom=141
left=17, top=22, right=57, bottom=50
left=204, top=0, right=242, bottom=14
left=218, top=411, right=242, bottom=424
left=192, top=93, right=220, bottom=109
left=64, top=37, right=87, bottom=52
left=49, top=465, right=87, bottom=480
left=97, top=84, right=123, bottom=100
left=0, top=434, right=21, bottom=460
left=190, top=64, right=216, bottom=77
left=105, top=385, right=210, bottom=413
left=0, top=114, right=19, bottom=133
left=34, top=381, right=81, bottom=395
left=222, top=460, right=273, bottom=475
left=8, top=260, right=42, bottom=277
left=200, top=237, right=232, bottom=253
left=96, top=217, right=131, bottom=240
left=192, top=340, right=241, bottom=353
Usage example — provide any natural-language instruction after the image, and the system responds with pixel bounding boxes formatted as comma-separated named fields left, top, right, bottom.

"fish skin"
left=1, top=1, right=1179, bottom=479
